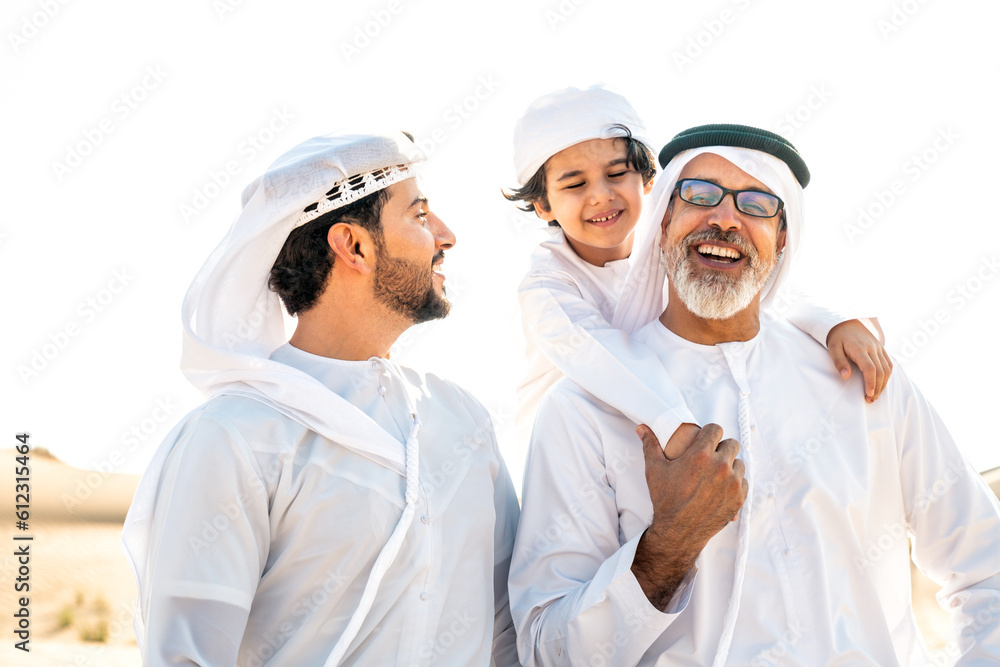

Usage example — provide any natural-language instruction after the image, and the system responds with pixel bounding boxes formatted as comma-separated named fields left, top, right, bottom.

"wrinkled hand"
left=827, top=318, right=893, bottom=403
left=631, top=423, right=747, bottom=609
left=662, top=421, right=702, bottom=460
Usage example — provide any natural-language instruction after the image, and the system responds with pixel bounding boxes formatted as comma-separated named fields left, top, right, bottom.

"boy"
left=505, top=85, right=891, bottom=456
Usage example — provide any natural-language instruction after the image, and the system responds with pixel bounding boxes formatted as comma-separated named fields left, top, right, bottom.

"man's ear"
left=328, top=223, right=375, bottom=276
left=776, top=220, right=787, bottom=254
left=661, top=197, right=675, bottom=232
left=659, top=198, right=675, bottom=253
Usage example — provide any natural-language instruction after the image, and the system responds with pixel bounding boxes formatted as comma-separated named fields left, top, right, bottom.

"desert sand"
left=0, top=450, right=996, bottom=666
left=1, top=449, right=141, bottom=666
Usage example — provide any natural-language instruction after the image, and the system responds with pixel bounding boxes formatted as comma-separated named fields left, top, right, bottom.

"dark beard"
left=372, top=249, right=450, bottom=324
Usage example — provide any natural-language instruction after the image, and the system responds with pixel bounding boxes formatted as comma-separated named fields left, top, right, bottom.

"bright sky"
left=4, top=0, right=998, bottom=490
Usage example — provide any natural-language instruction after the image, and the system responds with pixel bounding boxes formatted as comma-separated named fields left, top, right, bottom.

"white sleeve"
left=488, top=416, right=522, bottom=667
left=891, top=371, right=1000, bottom=663
left=519, top=268, right=697, bottom=448
left=139, top=412, right=271, bottom=666
left=771, top=290, right=882, bottom=348
left=509, top=387, right=693, bottom=667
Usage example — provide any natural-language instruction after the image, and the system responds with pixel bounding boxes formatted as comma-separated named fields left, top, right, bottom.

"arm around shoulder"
left=519, top=268, right=697, bottom=447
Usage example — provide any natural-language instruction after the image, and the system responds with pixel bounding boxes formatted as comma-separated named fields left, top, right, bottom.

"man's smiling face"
left=660, top=152, right=786, bottom=320
left=373, top=178, right=456, bottom=324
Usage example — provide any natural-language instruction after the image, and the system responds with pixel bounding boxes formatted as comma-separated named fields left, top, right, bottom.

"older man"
left=123, top=131, right=519, bottom=666
left=508, top=124, right=1000, bottom=666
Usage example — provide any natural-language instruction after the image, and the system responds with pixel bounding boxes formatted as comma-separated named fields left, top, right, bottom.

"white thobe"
left=509, top=314, right=1000, bottom=666
left=516, top=230, right=859, bottom=456
left=133, top=343, right=520, bottom=666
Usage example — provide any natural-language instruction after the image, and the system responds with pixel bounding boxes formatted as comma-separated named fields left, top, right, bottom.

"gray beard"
left=662, top=229, right=778, bottom=321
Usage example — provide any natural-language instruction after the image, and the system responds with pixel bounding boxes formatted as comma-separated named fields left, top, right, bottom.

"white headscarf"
left=612, top=145, right=805, bottom=333
left=512, top=84, right=651, bottom=186
left=181, top=130, right=425, bottom=472
left=124, top=130, right=427, bottom=663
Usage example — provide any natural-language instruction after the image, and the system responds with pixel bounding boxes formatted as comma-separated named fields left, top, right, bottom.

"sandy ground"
left=0, top=522, right=140, bottom=666
left=1, top=449, right=142, bottom=666
left=0, top=451, right=995, bottom=666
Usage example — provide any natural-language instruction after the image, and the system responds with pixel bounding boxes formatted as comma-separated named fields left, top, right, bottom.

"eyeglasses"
left=674, top=178, right=784, bottom=218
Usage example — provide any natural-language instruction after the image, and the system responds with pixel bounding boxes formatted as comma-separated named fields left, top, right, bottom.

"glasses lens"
left=679, top=179, right=723, bottom=206
left=735, top=191, right=780, bottom=217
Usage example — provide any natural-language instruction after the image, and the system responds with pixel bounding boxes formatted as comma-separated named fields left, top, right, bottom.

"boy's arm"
left=519, top=268, right=697, bottom=453
left=778, top=293, right=892, bottom=402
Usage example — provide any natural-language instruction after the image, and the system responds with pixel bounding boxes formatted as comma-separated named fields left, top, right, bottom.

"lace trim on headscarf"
left=296, top=163, right=414, bottom=227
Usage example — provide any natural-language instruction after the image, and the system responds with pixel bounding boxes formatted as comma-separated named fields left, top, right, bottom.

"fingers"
left=716, top=437, right=741, bottom=463
left=868, top=346, right=895, bottom=402
left=871, top=353, right=886, bottom=402
left=690, top=423, right=726, bottom=455
left=837, top=340, right=880, bottom=401
left=731, top=465, right=749, bottom=522
left=663, top=422, right=701, bottom=460
left=857, top=345, right=895, bottom=402
left=829, top=343, right=852, bottom=380
left=636, top=425, right=665, bottom=463
left=732, top=457, right=747, bottom=503
left=828, top=319, right=895, bottom=403
left=855, top=353, right=877, bottom=400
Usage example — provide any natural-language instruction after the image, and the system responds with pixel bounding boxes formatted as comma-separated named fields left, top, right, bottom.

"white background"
left=4, top=0, right=999, bottom=489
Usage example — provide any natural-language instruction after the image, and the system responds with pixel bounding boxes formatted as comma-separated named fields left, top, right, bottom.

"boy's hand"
left=827, top=318, right=893, bottom=403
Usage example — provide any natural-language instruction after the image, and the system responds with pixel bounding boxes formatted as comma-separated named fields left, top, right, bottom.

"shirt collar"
left=636, top=313, right=769, bottom=355
left=269, top=343, right=394, bottom=398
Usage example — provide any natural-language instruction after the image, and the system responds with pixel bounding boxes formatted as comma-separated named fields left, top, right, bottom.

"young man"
left=509, top=124, right=1000, bottom=666
left=123, top=131, right=519, bottom=666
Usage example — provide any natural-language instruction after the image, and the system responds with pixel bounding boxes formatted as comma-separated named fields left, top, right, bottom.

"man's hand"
left=663, top=421, right=702, bottom=459
left=631, top=423, right=748, bottom=610
left=827, top=318, right=893, bottom=403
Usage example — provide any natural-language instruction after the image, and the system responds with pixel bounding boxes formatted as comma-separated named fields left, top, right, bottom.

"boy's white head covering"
left=123, top=130, right=427, bottom=663
left=512, top=84, right=651, bottom=186
left=611, top=145, right=804, bottom=334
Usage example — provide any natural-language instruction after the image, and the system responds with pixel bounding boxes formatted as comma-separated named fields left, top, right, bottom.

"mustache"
left=681, top=228, right=757, bottom=259
left=431, top=250, right=445, bottom=267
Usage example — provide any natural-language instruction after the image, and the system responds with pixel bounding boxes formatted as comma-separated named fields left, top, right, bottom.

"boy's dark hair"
left=501, top=124, right=657, bottom=227
left=268, top=188, right=390, bottom=316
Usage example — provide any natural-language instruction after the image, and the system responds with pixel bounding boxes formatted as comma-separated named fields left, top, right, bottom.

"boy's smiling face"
left=534, top=137, right=652, bottom=266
